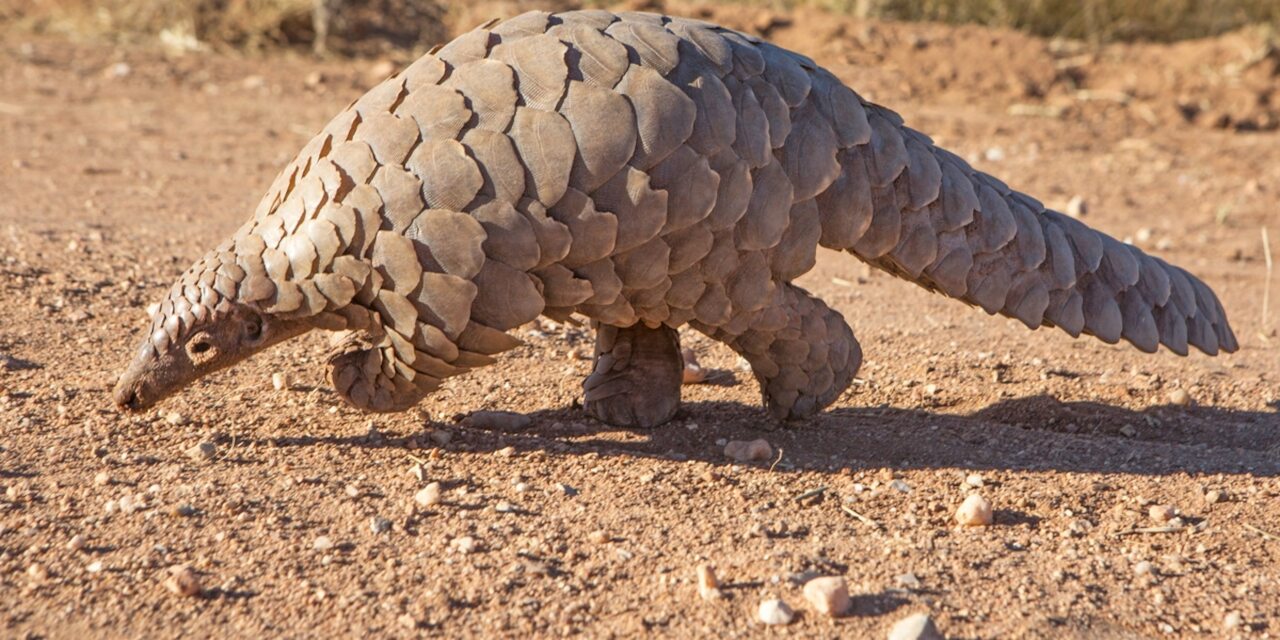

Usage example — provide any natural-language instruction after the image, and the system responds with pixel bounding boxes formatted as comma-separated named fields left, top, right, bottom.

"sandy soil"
left=1, top=3, right=1278, bottom=638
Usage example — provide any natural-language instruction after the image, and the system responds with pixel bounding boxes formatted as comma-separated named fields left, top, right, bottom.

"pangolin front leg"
left=583, top=321, right=683, bottom=428
left=700, top=283, right=862, bottom=421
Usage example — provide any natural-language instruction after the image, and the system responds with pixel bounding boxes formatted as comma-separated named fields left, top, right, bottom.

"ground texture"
left=1, top=3, right=1278, bottom=638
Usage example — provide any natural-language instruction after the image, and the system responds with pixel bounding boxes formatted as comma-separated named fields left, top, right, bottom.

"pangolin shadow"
left=257, top=396, right=1280, bottom=477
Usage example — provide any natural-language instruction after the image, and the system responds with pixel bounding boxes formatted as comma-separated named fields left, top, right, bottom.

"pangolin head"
left=113, top=252, right=310, bottom=412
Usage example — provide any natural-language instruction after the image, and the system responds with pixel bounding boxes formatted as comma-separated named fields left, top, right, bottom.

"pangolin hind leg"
left=701, top=283, right=862, bottom=421
left=583, top=321, right=684, bottom=428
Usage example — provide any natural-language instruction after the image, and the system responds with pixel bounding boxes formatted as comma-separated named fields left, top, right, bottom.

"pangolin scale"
left=113, top=10, right=1238, bottom=427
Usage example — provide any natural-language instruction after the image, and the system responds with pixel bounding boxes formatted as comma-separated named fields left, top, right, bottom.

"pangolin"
left=113, top=10, right=1238, bottom=427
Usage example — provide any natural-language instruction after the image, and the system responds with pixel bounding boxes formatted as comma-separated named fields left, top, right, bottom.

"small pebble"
left=723, top=439, right=773, bottom=463
left=67, top=535, right=87, bottom=552
left=681, top=348, right=708, bottom=384
left=803, top=576, right=850, bottom=617
left=1204, top=489, right=1224, bottom=504
left=1065, top=194, right=1088, bottom=218
left=895, top=573, right=922, bottom=589
left=955, top=494, right=993, bottom=527
left=429, top=430, right=453, bottom=446
left=409, top=464, right=426, bottom=482
left=587, top=530, right=610, bottom=544
left=757, top=598, right=794, bottom=625
left=696, top=564, right=722, bottom=601
left=185, top=442, right=216, bottom=462
left=462, top=411, right=531, bottom=430
left=369, top=517, right=392, bottom=534
left=514, top=482, right=529, bottom=493
left=964, top=474, right=985, bottom=488
left=271, top=372, right=289, bottom=391
left=415, top=482, right=442, bottom=507
left=93, top=472, right=112, bottom=486
left=26, top=564, right=48, bottom=582
left=170, top=504, right=197, bottom=517
left=888, top=613, right=944, bottom=640
left=1133, top=560, right=1154, bottom=576
left=1148, top=504, right=1176, bottom=523
left=1168, top=389, right=1191, bottom=406
left=496, top=446, right=516, bottom=458
left=449, top=536, right=477, bottom=554
left=165, top=412, right=187, bottom=426
left=86, top=561, right=103, bottom=573
left=164, top=565, right=202, bottom=597
left=889, top=479, right=912, bottom=493
left=1223, top=612, right=1243, bottom=630
left=312, top=536, right=334, bottom=551
left=494, top=501, right=516, bottom=513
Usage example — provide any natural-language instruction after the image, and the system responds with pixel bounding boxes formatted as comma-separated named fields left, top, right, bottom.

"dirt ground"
left=2, top=3, right=1279, bottom=638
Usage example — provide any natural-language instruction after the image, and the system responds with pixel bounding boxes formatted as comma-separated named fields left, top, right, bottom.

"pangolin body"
left=114, top=10, right=1238, bottom=426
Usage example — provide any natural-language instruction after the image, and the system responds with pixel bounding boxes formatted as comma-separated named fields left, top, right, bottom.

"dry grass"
left=851, top=0, right=1280, bottom=42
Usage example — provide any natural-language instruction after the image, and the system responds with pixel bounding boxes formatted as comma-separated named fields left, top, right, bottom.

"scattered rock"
left=429, top=430, right=453, bottom=446
left=170, top=504, right=197, bottom=517
left=449, top=536, right=478, bottom=554
left=271, top=372, right=289, bottom=391
left=415, top=482, right=442, bottom=507
left=964, top=474, right=985, bottom=488
left=895, top=572, right=922, bottom=589
left=26, top=563, right=49, bottom=582
left=757, top=598, right=794, bottom=625
left=889, top=479, right=912, bottom=493
left=1133, top=560, right=1154, bottom=577
left=370, top=516, right=392, bottom=534
left=1168, top=389, right=1191, bottom=406
left=409, top=464, right=426, bottom=482
left=696, top=564, right=722, bottom=601
left=803, top=576, right=850, bottom=617
left=494, top=501, right=516, bottom=513
left=165, top=412, right=187, bottom=426
left=1119, top=424, right=1138, bottom=438
left=1148, top=504, right=1176, bottom=523
left=67, top=535, right=87, bottom=552
left=312, top=536, right=334, bottom=551
left=1223, top=612, right=1243, bottom=630
left=888, top=613, right=944, bottom=640
left=463, top=411, right=531, bottom=430
left=496, top=446, right=516, bottom=458
left=1204, top=489, right=1224, bottom=504
left=185, top=441, right=216, bottom=462
left=1065, top=195, right=1088, bottom=218
left=723, top=439, right=773, bottom=463
left=93, top=472, right=112, bottom=486
left=955, top=494, right=993, bottom=527
left=86, top=561, right=104, bottom=573
left=164, top=565, right=202, bottom=597
left=587, top=530, right=610, bottom=544
left=681, top=348, right=708, bottom=384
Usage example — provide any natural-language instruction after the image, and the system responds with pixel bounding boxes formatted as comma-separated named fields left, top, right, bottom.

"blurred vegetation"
left=1, top=0, right=448, bottom=54
left=2, top=0, right=1278, bottom=52
left=845, top=0, right=1280, bottom=42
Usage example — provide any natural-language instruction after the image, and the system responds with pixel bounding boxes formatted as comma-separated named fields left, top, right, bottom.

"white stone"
left=757, top=599, right=794, bottom=625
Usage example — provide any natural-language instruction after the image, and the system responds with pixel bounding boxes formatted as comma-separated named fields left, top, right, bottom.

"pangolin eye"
left=244, top=316, right=263, bottom=341
left=190, top=339, right=212, bottom=354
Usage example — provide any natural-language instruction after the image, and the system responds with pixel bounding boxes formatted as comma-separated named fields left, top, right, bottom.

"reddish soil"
left=1, top=4, right=1278, bottom=638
